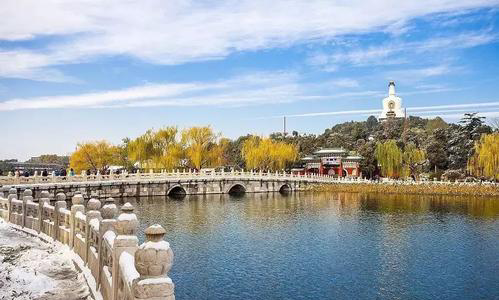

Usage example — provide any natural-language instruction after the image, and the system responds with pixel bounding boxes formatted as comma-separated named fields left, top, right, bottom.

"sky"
left=1, top=1, right=499, bottom=160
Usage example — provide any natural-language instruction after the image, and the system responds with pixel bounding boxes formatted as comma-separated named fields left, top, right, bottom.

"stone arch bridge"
left=0, top=171, right=356, bottom=200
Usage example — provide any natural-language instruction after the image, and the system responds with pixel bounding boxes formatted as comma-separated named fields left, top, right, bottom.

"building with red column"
left=291, top=148, right=362, bottom=177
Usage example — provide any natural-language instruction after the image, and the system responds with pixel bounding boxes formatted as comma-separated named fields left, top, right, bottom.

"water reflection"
left=122, top=192, right=498, bottom=300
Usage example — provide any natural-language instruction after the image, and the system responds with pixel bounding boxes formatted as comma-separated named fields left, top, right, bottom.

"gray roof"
left=314, top=148, right=346, bottom=154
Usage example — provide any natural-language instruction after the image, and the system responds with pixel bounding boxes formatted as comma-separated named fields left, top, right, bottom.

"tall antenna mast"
left=283, top=116, right=287, bottom=136
left=403, top=108, right=409, bottom=144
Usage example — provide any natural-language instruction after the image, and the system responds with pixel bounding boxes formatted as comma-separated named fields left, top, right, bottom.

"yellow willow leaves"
left=375, top=141, right=426, bottom=179
left=70, top=140, right=118, bottom=174
left=241, top=136, right=298, bottom=171
left=181, top=126, right=219, bottom=170
left=468, top=133, right=499, bottom=180
left=402, top=143, right=426, bottom=179
left=375, top=140, right=402, bottom=178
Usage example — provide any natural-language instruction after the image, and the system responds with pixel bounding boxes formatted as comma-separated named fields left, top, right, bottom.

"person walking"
left=69, top=168, right=75, bottom=176
left=42, top=169, right=48, bottom=177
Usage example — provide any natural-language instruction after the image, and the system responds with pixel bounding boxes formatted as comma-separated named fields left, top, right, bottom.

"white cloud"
left=383, top=64, right=459, bottom=83
left=0, top=71, right=313, bottom=110
left=329, top=78, right=360, bottom=88
left=0, top=71, right=387, bottom=111
left=308, top=30, right=496, bottom=72
left=1, top=0, right=498, bottom=81
left=267, top=101, right=499, bottom=118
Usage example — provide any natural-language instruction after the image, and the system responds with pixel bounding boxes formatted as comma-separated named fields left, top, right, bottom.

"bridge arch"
left=278, top=183, right=292, bottom=194
left=167, top=184, right=186, bottom=198
left=226, top=183, right=246, bottom=195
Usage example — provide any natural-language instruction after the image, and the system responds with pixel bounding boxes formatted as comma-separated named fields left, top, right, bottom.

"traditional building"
left=379, top=80, right=405, bottom=120
left=291, top=148, right=362, bottom=177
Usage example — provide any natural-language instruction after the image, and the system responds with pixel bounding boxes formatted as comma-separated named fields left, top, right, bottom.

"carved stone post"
left=98, top=197, right=118, bottom=290
left=54, top=192, right=67, bottom=241
left=38, top=190, right=50, bottom=235
left=70, top=193, right=85, bottom=248
left=133, top=224, right=174, bottom=299
left=7, top=188, right=17, bottom=222
left=22, top=189, right=33, bottom=228
left=112, top=202, right=139, bottom=300
left=85, top=198, right=102, bottom=264
left=100, top=197, right=118, bottom=234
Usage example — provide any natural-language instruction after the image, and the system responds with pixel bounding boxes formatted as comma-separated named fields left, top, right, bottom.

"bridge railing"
left=1, top=171, right=496, bottom=187
left=0, top=188, right=175, bottom=300
left=0, top=170, right=344, bottom=185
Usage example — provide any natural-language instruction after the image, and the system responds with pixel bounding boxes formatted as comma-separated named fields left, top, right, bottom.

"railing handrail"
left=0, top=171, right=497, bottom=187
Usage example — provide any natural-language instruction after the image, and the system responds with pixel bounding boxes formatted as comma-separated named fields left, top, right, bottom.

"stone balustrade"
left=0, top=190, right=175, bottom=300
left=0, top=170, right=343, bottom=185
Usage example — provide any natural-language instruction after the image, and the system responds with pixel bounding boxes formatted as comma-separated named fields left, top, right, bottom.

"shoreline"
left=306, top=182, right=499, bottom=197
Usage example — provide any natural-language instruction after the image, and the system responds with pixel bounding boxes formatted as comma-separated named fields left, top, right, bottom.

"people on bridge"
left=60, top=168, right=67, bottom=177
left=42, top=169, right=48, bottom=177
left=69, top=168, right=75, bottom=176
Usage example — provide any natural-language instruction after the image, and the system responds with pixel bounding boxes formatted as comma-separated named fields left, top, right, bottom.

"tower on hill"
left=379, top=80, right=405, bottom=120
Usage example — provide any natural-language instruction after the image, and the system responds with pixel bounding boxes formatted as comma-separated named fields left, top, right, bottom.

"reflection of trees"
left=123, top=192, right=498, bottom=238
left=356, top=193, right=499, bottom=218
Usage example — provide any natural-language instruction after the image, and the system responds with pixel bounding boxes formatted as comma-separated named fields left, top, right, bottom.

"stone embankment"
left=0, top=188, right=175, bottom=300
left=308, top=181, right=499, bottom=197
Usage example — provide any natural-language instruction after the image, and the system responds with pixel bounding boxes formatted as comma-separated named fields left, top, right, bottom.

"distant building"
left=379, top=80, right=405, bottom=120
left=291, top=148, right=362, bottom=177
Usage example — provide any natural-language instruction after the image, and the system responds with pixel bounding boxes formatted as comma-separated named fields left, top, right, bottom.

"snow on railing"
left=1, top=171, right=496, bottom=188
left=0, top=170, right=341, bottom=185
left=0, top=189, right=175, bottom=300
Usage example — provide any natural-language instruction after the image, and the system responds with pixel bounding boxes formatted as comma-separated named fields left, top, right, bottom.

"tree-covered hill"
left=270, top=113, right=494, bottom=179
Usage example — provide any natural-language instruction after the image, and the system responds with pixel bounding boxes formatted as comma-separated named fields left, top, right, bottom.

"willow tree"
left=467, top=133, right=499, bottom=180
left=152, top=127, right=184, bottom=170
left=70, top=140, right=118, bottom=173
left=402, top=143, right=426, bottom=179
left=128, top=130, right=156, bottom=168
left=128, top=127, right=184, bottom=170
left=208, top=137, right=231, bottom=168
left=182, top=126, right=218, bottom=170
left=241, top=136, right=297, bottom=171
left=241, top=136, right=262, bottom=170
left=375, top=140, right=402, bottom=178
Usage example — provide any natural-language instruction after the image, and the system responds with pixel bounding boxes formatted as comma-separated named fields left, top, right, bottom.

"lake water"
left=125, top=192, right=499, bottom=300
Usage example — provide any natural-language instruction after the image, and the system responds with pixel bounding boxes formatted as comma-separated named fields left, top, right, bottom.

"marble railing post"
left=7, top=188, right=17, bottom=222
left=85, top=198, right=102, bottom=264
left=98, top=197, right=118, bottom=290
left=70, top=193, right=85, bottom=248
left=22, top=189, right=34, bottom=228
left=38, top=191, right=50, bottom=235
left=113, top=202, right=139, bottom=300
left=55, top=192, right=67, bottom=241
left=1, top=186, right=9, bottom=198
left=133, top=224, right=174, bottom=300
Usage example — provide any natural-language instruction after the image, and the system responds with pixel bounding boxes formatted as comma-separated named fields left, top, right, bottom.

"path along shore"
left=0, top=220, right=92, bottom=300
left=307, top=182, right=499, bottom=197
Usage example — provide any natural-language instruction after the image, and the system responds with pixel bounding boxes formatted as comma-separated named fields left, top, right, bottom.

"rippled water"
left=124, top=192, right=499, bottom=300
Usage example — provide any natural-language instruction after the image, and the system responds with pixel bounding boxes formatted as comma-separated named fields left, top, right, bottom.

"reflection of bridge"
left=0, top=171, right=363, bottom=199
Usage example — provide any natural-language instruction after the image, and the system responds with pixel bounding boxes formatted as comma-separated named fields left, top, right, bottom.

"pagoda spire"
left=388, top=80, right=396, bottom=96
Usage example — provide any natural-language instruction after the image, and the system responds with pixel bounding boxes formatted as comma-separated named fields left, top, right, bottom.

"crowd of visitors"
left=5, top=167, right=127, bottom=177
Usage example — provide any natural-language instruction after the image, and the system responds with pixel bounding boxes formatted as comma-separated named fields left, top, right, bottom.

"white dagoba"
left=379, top=80, right=404, bottom=120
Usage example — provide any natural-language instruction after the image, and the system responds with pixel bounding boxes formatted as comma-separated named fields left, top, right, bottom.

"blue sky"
left=1, top=1, right=499, bottom=160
